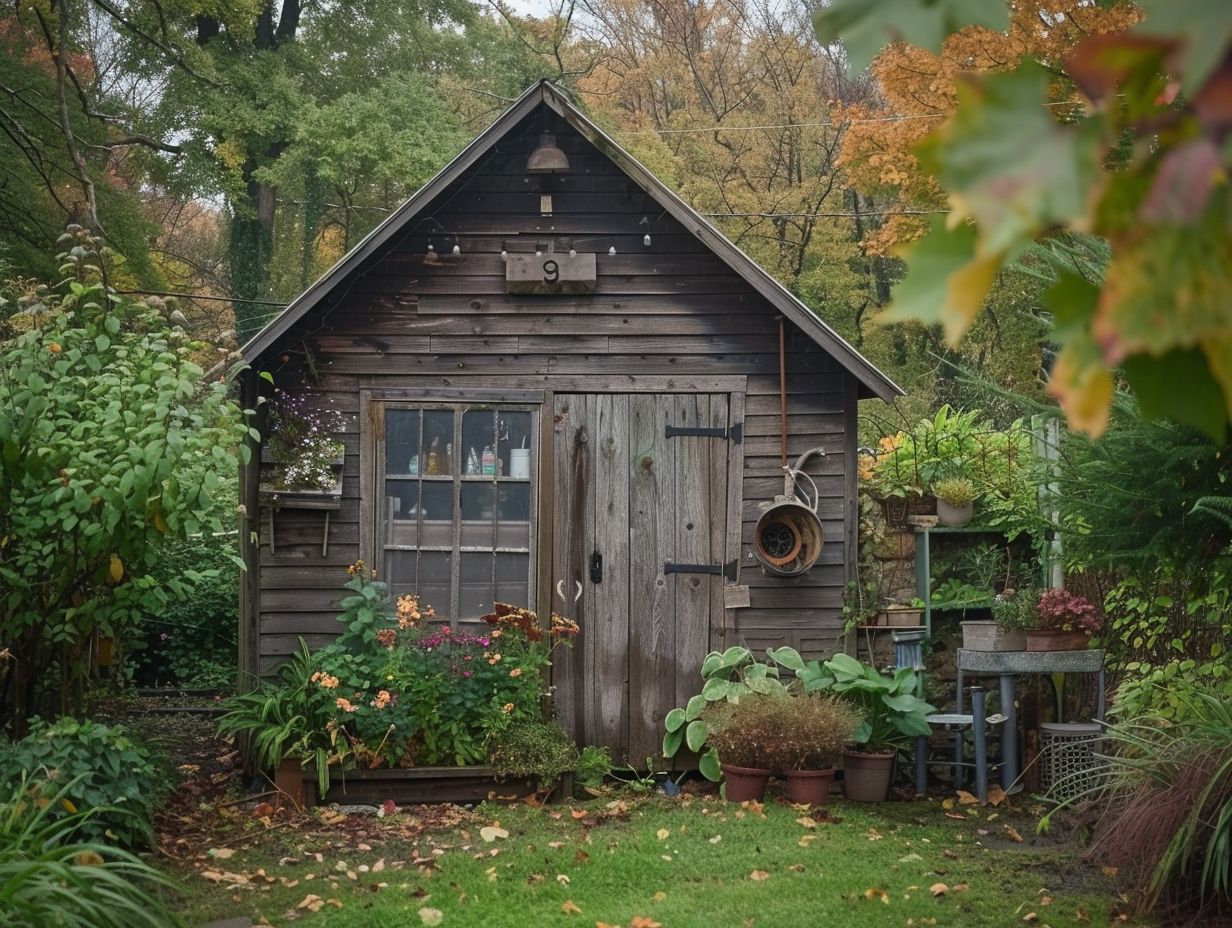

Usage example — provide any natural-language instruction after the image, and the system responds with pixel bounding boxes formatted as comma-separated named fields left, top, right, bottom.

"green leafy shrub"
left=0, top=231, right=252, bottom=726
left=132, top=536, right=238, bottom=688
left=991, top=587, right=1039, bottom=633
left=817, top=654, right=934, bottom=753
left=575, top=745, right=613, bottom=789
left=0, top=718, right=164, bottom=849
left=0, top=775, right=182, bottom=928
left=489, top=722, right=579, bottom=790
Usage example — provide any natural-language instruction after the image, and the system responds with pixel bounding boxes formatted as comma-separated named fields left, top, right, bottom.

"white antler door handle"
left=574, top=580, right=583, bottom=602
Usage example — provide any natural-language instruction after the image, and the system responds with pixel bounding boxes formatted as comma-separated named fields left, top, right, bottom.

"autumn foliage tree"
left=816, top=1, right=1232, bottom=440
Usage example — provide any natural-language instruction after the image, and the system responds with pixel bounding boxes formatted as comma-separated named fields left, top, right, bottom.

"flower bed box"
left=319, top=766, right=557, bottom=805
left=878, top=607, right=924, bottom=628
left=961, top=620, right=1026, bottom=652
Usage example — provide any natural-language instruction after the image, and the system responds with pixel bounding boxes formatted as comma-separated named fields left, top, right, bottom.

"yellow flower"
left=487, top=652, right=502, bottom=665
left=502, top=703, right=515, bottom=714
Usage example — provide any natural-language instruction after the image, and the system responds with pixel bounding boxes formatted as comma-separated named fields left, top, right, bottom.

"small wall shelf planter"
left=261, top=455, right=344, bottom=556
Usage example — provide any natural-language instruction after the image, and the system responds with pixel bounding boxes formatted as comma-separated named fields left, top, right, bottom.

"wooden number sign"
left=505, top=252, right=597, bottom=294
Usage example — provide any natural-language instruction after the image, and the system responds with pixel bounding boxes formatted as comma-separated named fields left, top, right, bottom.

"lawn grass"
left=171, top=792, right=1127, bottom=927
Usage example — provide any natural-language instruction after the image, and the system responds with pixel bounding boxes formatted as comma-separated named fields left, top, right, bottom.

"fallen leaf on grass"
left=297, top=895, right=325, bottom=912
left=796, top=816, right=818, bottom=829
left=629, top=918, right=663, bottom=928
left=1022, top=913, right=1038, bottom=923
left=749, top=870, right=770, bottom=881
left=708, top=835, right=722, bottom=844
left=557, top=874, right=571, bottom=885
left=956, top=790, right=980, bottom=805
left=953, top=883, right=969, bottom=893
left=656, top=828, right=670, bottom=840
left=561, top=900, right=582, bottom=914
left=1075, top=905, right=1089, bottom=922
left=1004, top=826, right=1024, bottom=843
left=418, top=906, right=444, bottom=926
left=1101, top=866, right=1118, bottom=879
left=988, top=785, right=1007, bottom=806
left=798, top=834, right=818, bottom=847
left=207, top=848, right=236, bottom=860
left=863, top=887, right=890, bottom=904
left=942, top=849, right=958, bottom=860
left=570, top=808, right=588, bottom=819
left=866, top=828, right=883, bottom=841
left=653, top=891, right=667, bottom=902
left=930, top=883, right=948, bottom=896
left=788, top=864, right=805, bottom=873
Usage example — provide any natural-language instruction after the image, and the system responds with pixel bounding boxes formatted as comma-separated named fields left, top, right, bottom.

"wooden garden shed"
left=237, top=80, right=901, bottom=764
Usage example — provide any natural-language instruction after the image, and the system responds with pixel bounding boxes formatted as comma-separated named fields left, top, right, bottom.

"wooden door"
left=551, top=393, right=740, bottom=764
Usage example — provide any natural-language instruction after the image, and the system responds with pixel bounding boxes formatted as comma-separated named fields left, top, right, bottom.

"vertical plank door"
left=551, top=393, right=737, bottom=766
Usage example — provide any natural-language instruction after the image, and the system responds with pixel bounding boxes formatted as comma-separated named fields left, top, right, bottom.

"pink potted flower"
left=1027, top=589, right=1101, bottom=651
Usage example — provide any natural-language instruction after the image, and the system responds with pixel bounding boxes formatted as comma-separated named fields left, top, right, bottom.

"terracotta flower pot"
left=274, top=756, right=311, bottom=810
left=842, top=750, right=895, bottom=802
left=784, top=768, right=836, bottom=807
left=1025, top=629, right=1091, bottom=652
left=721, top=763, right=772, bottom=803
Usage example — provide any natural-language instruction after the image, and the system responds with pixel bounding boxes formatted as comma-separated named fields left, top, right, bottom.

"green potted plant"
left=819, top=654, right=935, bottom=802
left=932, top=475, right=976, bottom=527
left=1028, top=588, right=1101, bottom=651
left=963, top=586, right=1033, bottom=651
left=778, top=695, right=862, bottom=807
left=703, top=693, right=789, bottom=803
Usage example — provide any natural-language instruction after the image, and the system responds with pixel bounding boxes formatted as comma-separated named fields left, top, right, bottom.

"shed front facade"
left=238, top=81, right=900, bottom=763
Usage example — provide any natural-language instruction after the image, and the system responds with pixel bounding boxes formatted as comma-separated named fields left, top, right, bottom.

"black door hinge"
left=663, top=560, right=738, bottom=582
left=664, top=421, right=743, bottom=443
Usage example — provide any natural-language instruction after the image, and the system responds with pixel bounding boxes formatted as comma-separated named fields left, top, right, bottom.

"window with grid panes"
left=378, top=404, right=536, bottom=627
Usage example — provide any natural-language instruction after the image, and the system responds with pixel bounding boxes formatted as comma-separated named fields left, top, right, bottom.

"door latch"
left=589, top=551, right=603, bottom=584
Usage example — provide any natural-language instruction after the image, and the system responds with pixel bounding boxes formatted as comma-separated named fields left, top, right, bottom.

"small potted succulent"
left=778, top=695, right=862, bottom=807
left=963, top=587, right=1033, bottom=651
left=932, top=475, right=975, bottom=527
left=703, top=693, right=786, bottom=803
left=1027, top=588, right=1101, bottom=651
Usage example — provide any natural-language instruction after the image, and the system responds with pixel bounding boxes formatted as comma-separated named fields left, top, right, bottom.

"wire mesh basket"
left=1040, top=722, right=1105, bottom=800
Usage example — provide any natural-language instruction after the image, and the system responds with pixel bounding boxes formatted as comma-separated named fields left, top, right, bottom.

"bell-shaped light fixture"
left=527, top=132, right=570, bottom=174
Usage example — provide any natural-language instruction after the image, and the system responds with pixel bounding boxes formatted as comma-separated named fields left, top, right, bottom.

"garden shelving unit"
left=913, top=525, right=1014, bottom=637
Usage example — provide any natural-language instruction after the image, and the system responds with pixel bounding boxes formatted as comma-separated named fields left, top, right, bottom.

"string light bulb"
left=452, top=243, right=461, bottom=256
left=608, top=245, right=617, bottom=256
left=569, top=247, right=577, bottom=257
left=500, top=248, right=508, bottom=262
left=643, top=233, right=652, bottom=247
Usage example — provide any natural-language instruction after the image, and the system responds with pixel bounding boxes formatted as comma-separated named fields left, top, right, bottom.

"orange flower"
left=491, top=629, right=503, bottom=639
left=336, top=697, right=357, bottom=712
left=370, top=689, right=392, bottom=709
left=486, top=652, right=502, bottom=665
left=509, top=667, right=523, bottom=678
left=48, top=343, right=62, bottom=354
left=318, top=674, right=340, bottom=689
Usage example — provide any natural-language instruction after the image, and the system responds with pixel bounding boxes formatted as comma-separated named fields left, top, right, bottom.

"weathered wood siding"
left=251, top=106, right=859, bottom=675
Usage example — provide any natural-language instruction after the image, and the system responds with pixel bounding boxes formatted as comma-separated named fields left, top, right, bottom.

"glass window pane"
left=420, top=482, right=453, bottom=547
left=385, top=410, right=420, bottom=475
left=384, top=480, right=419, bottom=546
left=417, top=551, right=452, bottom=622
left=497, top=484, right=530, bottom=549
left=461, top=483, right=496, bottom=547
left=462, top=409, right=497, bottom=476
left=498, top=411, right=532, bottom=479
left=422, top=410, right=454, bottom=476
left=459, top=552, right=494, bottom=620
left=495, top=553, right=530, bottom=609
left=384, top=550, right=416, bottom=599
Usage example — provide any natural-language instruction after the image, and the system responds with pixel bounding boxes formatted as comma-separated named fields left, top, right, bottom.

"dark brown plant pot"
left=1025, top=629, right=1091, bottom=652
left=784, top=768, right=836, bottom=807
left=274, top=756, right=311, bottom=810
left=720, top=764, right=772, bottom=803
left=842, top=750, right=895, bottom=802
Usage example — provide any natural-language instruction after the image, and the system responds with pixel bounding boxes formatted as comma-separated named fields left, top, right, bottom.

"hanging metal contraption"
left=753, top=448, right=825, bottom=577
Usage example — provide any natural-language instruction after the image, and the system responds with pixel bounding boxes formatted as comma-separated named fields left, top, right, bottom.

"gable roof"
left=242, top=80, right=903, bottom=401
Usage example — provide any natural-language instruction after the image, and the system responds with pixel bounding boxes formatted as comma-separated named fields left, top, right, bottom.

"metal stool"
left=913, top=685, right=1007, bottom=801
